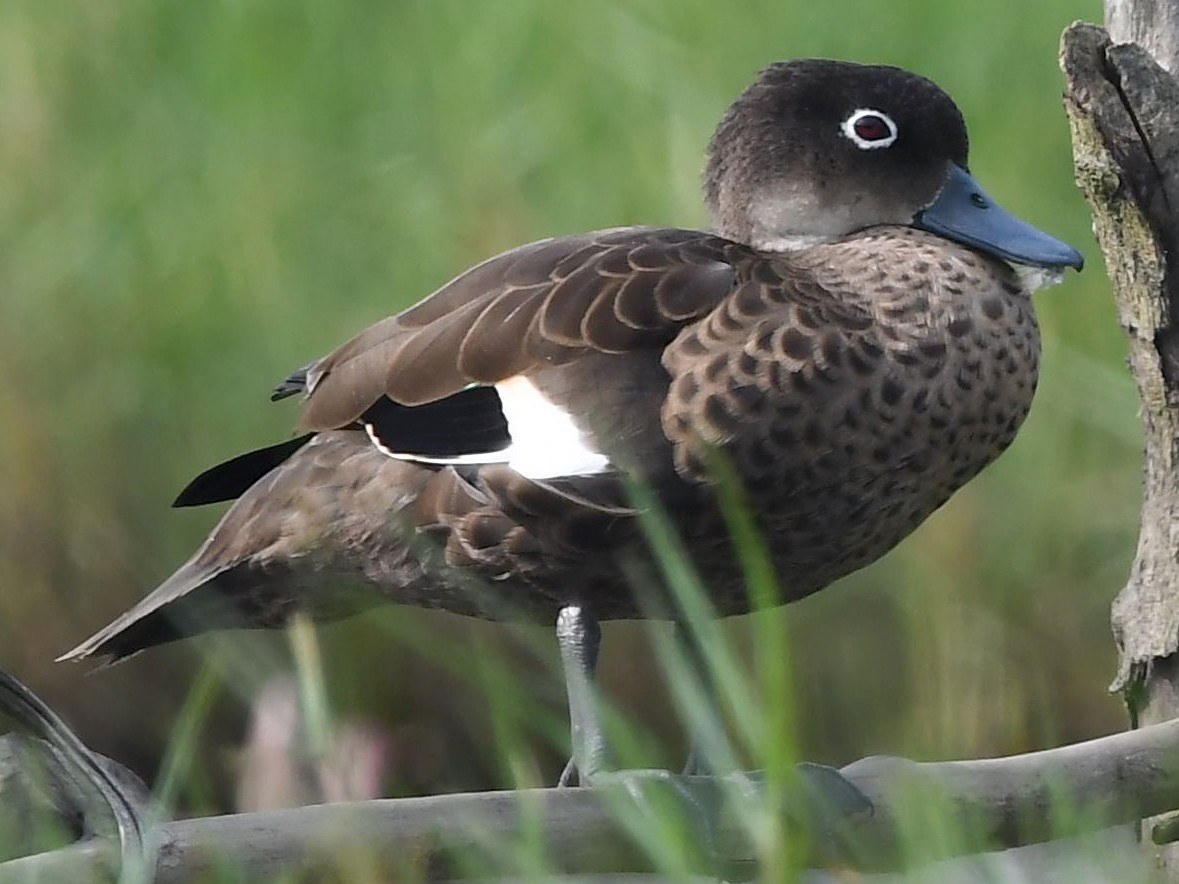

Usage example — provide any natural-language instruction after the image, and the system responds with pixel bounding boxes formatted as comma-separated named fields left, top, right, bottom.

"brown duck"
left=61, top=59, right=1081, bottom=781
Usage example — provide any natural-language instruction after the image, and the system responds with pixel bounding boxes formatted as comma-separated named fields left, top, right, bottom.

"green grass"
left=0, top=0, right=1140, bottom=876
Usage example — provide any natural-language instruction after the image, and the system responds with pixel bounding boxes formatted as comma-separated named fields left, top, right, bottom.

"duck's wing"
left=294, top=226, right=745, bottom=429
left=175, top=228, right=744, bottom=506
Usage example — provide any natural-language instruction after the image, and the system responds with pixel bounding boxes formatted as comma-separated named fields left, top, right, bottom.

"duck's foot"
left=553, top=606, right=872, bottom=873
left=584, top=764, right=871, bottom=879
left=792, top=762, right=874, bottom=821
left=556, top=757, right=579, bottom=788
left=587, top=766, right=733, bottom=876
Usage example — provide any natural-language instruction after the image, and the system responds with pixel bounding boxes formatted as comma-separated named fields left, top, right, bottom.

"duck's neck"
left=747, top=232, right=836, bottom=253
left=710, top=184, right=855, bottom=253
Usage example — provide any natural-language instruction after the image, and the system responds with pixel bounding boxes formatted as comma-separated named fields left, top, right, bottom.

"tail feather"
left=271, top=363, right=314, bottom=401
left=56, top=559, right=238, bottom=665
left=172, top=434, right=315, bottom=508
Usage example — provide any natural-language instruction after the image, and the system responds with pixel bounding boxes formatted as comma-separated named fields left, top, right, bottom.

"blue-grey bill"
left=916, top=165, right=1084, bottom=271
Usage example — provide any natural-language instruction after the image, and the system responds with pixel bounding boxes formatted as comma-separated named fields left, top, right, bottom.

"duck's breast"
left=660, top=227, right=1040, bottom=605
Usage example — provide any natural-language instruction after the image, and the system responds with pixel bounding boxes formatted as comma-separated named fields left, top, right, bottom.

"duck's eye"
left=841, top=109, right=898, bottom=150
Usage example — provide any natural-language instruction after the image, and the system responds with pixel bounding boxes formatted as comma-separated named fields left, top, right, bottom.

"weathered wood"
left=1107, top=0, right=1179, bottom=73
left=1062, top=24, right=1179, bottom=696
left=5, top=718, right=1179, bottom=881
left=0, top=670, right=150, bottom=878
left=0, top=733, right=151, bottom=864
left=1062, top=14, right=1179, bottom=881
left=3, top=831, right=1147, bottom=884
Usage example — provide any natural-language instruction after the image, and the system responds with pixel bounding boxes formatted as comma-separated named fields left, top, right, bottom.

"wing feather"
left=297, top=227, right=744, bottom=431
left=456, top=285, right=547, bottom=382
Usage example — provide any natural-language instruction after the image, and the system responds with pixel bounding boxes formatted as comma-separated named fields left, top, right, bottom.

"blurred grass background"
left=0, top=0, right=1131, bottom=813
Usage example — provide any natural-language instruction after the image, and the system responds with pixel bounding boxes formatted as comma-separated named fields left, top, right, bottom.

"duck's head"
left=705, top=59, right=1083, bottom=271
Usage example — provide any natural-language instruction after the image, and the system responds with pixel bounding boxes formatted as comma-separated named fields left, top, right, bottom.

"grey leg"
left=556, top=605, right=611, bottom=786
left=553, top=611, right=872, bottom=874
left=675, top=621, right=725, bottom=777
left=553, top=611, right=725, bottom=870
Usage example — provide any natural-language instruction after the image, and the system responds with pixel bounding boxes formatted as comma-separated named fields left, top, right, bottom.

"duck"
left=60, top=59, right=1082, bottom=784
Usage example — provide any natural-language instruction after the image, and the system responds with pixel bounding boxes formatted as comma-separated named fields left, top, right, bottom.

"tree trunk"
left=1107, top=0, right=1179, bottom=74
left=1062, top=4, right=1179, bottom=878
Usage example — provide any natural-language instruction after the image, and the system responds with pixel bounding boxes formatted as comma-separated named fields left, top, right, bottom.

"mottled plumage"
left=60, top=59, right=1080, bottom=666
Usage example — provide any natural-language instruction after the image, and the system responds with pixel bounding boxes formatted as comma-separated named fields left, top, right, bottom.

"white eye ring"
left=840, top=108, right=898, bottom=150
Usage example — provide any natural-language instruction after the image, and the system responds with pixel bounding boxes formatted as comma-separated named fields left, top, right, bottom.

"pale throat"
left=744, top=183, right=905, bottom=253
left=1012, top=264, right=1066, bottom=294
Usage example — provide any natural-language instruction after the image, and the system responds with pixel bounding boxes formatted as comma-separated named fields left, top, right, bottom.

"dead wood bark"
left=1062, top=9, right=1179, bottom=879
left=5, top=718, right=1179, bottom=881
left=1107, top=0, right=1179, bottom=74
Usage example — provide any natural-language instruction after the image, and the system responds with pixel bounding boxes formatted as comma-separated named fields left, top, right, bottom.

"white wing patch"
left=495, top=376, right=612, bottom=478
left=365, top=376, right=611, bottom=480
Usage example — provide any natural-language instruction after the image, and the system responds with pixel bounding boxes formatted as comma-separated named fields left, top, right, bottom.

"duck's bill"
left=915, top=165, right=1084, bottom=271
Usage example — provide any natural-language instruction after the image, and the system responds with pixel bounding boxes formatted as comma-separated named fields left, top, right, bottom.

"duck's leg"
left=554, top=605, right=726, bottom=870
left=556, top=605, right=610, bottom=786
left=554, top=607, right=872, bottom=875
left=675, top=621, right=724, bottom=777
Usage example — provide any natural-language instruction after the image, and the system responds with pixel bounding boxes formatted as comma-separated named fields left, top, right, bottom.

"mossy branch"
left=1062, top=22, right=1179, bottom=697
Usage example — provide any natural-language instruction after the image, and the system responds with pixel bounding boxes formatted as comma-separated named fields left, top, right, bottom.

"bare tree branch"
left=0, top=671, right=150, bottom=880
left=2, top=717, right=1179, bottom=880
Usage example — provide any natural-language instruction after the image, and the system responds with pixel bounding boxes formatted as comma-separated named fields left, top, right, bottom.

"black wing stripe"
left=361, top=387, right=511, bottom=459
